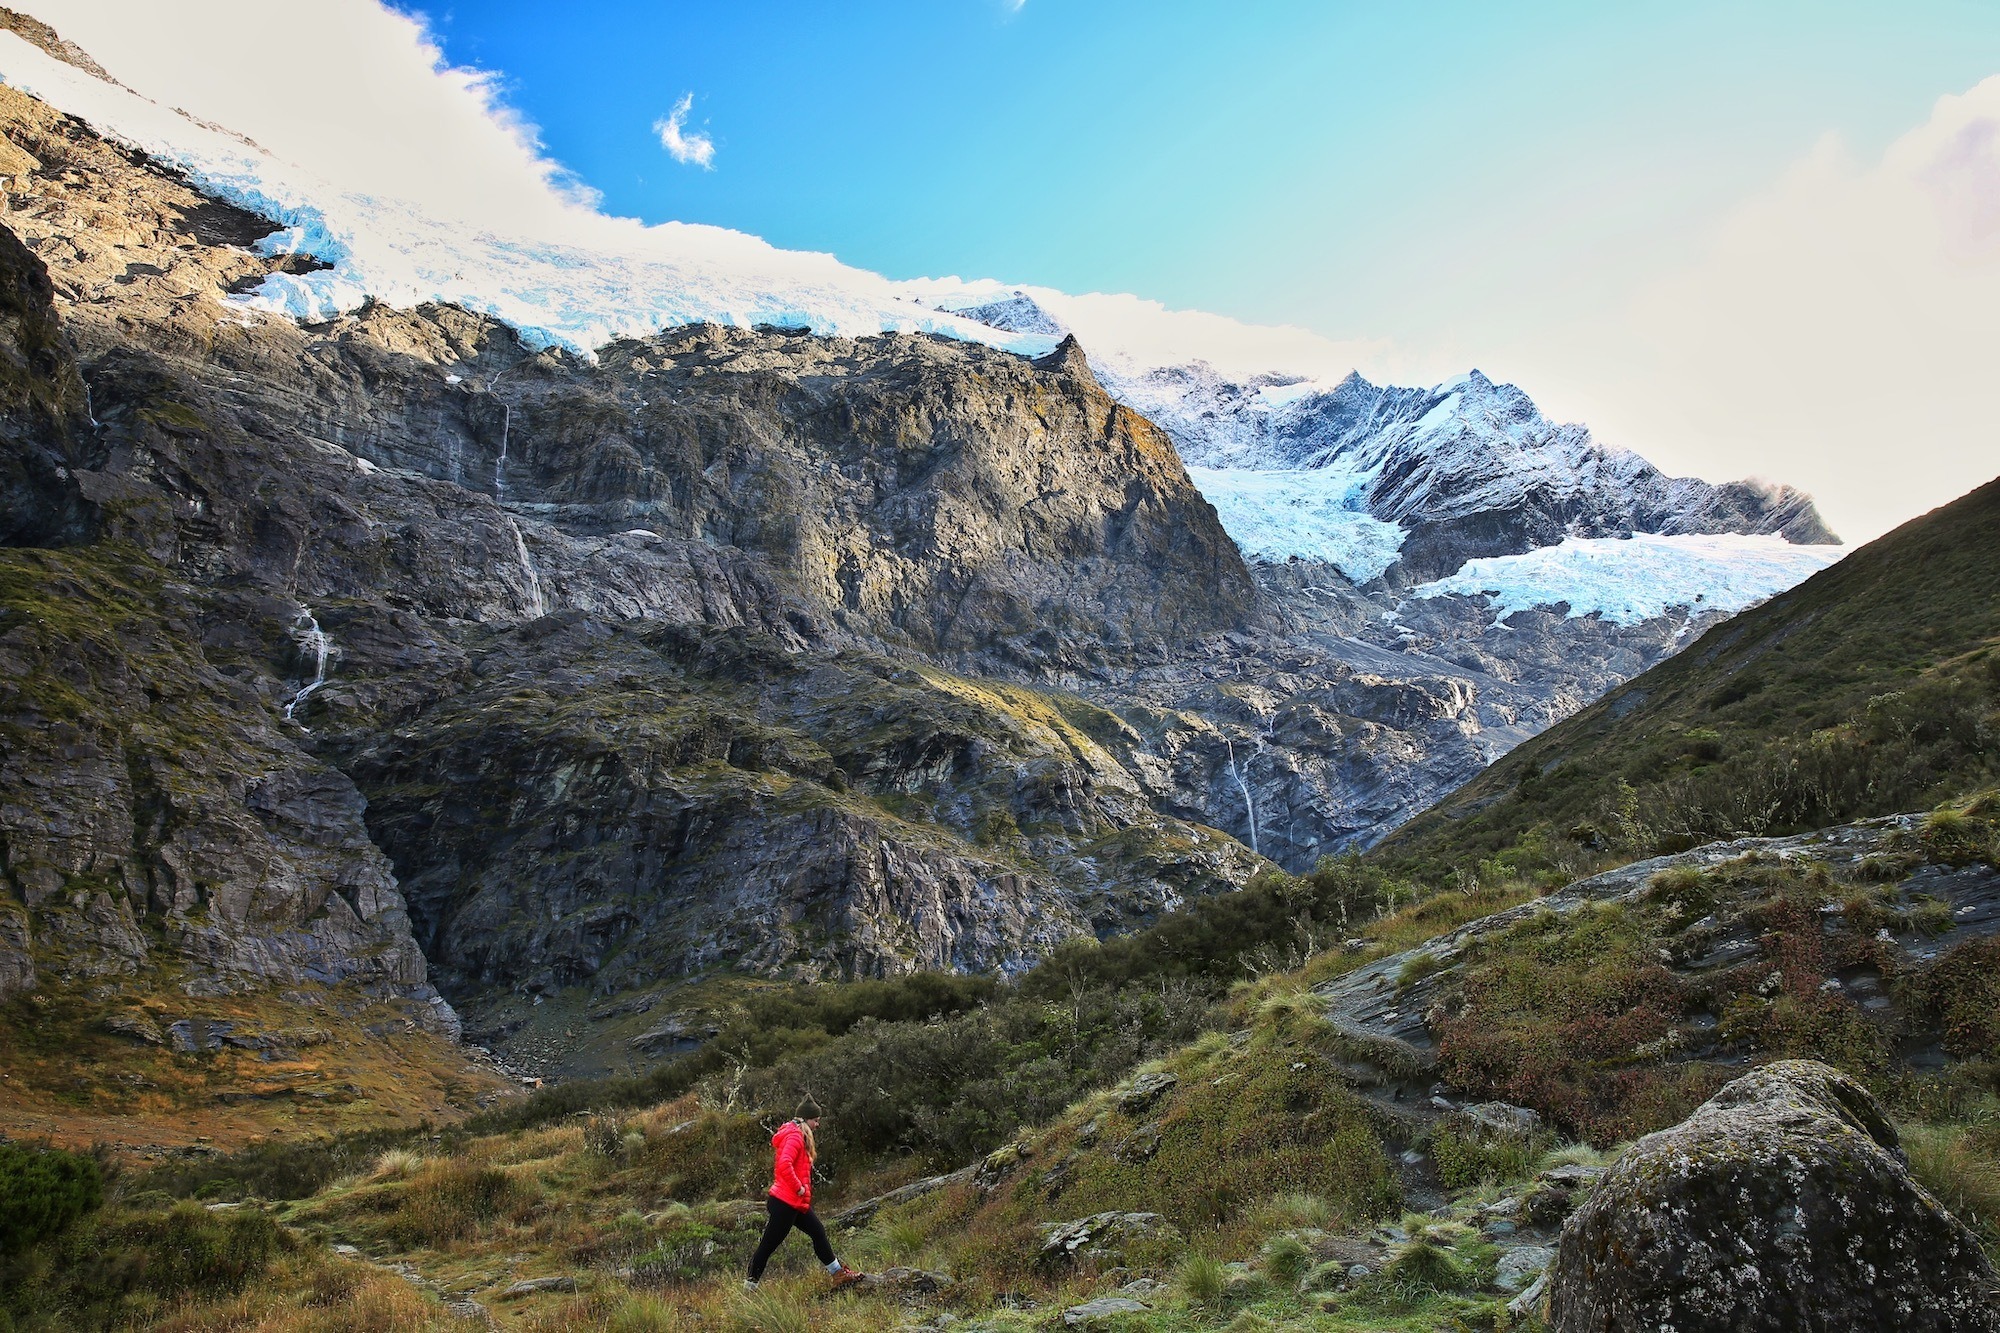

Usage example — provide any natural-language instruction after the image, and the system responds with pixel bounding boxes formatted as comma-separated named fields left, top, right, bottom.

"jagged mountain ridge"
left=0, top=24, right=1843, bottom=1098
left=0, top=75, right=1277, bottom=1091
left=937, top=291, right=1838, bottom=587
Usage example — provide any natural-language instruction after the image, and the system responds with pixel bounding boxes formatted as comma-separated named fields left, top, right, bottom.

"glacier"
left=0, top=33, right=1058, bottom=361
left=1411, top=533, right=1847, bottom=626
left=1186, top=465, right=1407, bottom=582
left=0, top=29, right=1846, bottom=614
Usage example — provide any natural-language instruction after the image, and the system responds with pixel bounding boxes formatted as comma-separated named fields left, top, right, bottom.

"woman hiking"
left=745, top=1114, right=863, bottom=1291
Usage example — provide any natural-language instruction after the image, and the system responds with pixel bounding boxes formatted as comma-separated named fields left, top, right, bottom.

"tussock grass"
left=1178, top=1251, right=1227, bottom=1305
left=1383, top=1238, right=1471, bottom=1295
left=1251, top=1192, right=1338, bottom=1231
left=1906, top=1124, right=2000, bottom=1242
left=368, top=1148, right=423, bottom=1182
left=1259, top=1232, right=1311, bottom=1285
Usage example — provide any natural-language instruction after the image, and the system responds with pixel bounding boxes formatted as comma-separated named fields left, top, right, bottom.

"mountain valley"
left=0, top=10, right=1995, bottom=1333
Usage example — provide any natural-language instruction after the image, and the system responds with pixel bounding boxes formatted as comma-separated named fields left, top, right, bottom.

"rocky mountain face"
left=939, top=292, right=1836, bottom=584
left=1111, top=363, right=1834, bottom=578
left=0, top=61, right=1831, bottom=1082
left=0, top=78, right=1263, bottom=1074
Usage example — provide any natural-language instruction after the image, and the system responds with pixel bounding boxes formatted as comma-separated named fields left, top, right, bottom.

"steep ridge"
left=0, top=33, right=1853, bottom=1103
left=1108, top=361, right=1835, bottom=583
left=1382, top=473, right=2000, bottom=874
left=0, top=26, right=1853, bottom=883
left=0, top=77, right=1265, bottom=1096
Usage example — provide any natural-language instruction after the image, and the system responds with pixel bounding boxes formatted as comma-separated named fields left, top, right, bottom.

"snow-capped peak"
left=0, top=31, right=1061, bottom=362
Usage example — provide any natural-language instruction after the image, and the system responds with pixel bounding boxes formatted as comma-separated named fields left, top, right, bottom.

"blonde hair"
left=795, top=1119, right=817, bottom=1161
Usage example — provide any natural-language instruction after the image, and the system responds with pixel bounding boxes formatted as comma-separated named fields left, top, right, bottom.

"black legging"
left=747, top=1195, right=835, bottom=1279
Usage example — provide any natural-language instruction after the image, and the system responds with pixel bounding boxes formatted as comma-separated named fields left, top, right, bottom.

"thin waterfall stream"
left=505, top=517, right=546, bottom=619
left=1225, top=737, right=1259, bottom=857
left=282, top=608, right=332, bottom=727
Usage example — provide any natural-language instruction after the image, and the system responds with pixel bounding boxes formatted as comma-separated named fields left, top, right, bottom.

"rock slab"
left=1548, top=1059, right=2000, bottom=1332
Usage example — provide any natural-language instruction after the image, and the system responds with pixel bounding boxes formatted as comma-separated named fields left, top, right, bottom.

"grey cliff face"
left=0, top=70, right=1825, bottom=1072
left=0, top=80, right=1260, bottom=1040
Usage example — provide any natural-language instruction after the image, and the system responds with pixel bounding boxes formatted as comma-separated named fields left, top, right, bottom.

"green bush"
left=1427, top=1119, right=1541, bottom=1191
left=116, top=1200, right=289, bottom=1295
left=0, top=1200, right=291, bottom=1329
left=1902, top=939, right=2000, bottom=1059
left=130, top=1122, right=427, bottom=1203
left=0, top=1143, right=101, bottom=1254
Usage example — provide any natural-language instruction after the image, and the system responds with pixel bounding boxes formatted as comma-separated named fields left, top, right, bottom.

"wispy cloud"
left=654, top=93, right=715, bottom=169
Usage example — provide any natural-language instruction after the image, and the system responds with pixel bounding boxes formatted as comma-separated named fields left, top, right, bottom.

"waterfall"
left=1225, top=737, right=1259, bottom=857
left=506, top=517, right=546, bottom=619
left=493, top=398, right=513, bottom=499
left=486, top=366, right=516, bottom=500
left=283, top=609, right=332, bottom=726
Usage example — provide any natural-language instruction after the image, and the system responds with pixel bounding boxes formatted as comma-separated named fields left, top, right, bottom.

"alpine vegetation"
left=0, top=6, right=1993, bottom=1333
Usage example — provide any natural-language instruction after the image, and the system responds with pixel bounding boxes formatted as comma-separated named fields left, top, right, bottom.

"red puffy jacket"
left=769, top=1120, right=812, bottom=1210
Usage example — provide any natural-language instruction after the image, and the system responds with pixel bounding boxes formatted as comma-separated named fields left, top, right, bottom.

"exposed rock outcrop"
left=0, top=73, right=1261, bottom=1052
left=1548, top=1060, right=1999, bottom=1332
left=0, top=46, right=1844, bottom=1097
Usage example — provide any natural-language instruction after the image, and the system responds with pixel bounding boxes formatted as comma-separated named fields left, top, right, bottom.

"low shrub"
left=1, top=1200, right=294, bottom=1329
left=0, top=1142, right=101, bottom=1254
left=132, top=1123, right=424, bottom=1203
left=1427, top=1118, right=1542, bottom=1191
left=1901, top=939, right=2000, bottom=1059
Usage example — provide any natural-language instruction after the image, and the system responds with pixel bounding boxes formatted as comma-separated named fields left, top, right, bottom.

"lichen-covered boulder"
left=1037, top=1212, right=1184, bottom=1269
left=1549, top=1060, right=2000, bottom=1332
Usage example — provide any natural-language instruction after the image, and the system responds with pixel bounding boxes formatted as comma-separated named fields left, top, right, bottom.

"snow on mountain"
left=1186, top=465, right=1408, bottom=581
left=0, top=31, right=1843, bottom=613
left=921, top=288, right=1841, bottom=590
left=1412, top=532, right=1846, bottom=626
left=0, top=33, right=1057, bottom=361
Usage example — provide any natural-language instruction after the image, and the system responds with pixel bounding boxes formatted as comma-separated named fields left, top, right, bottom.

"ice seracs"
left=1411, top=532, right=1846, bottom=626
left=0, top=33, right=1059, bottom=362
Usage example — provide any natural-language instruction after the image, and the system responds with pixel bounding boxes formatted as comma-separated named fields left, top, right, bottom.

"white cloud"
left=897, top=275, right=1410, bottom=384
left=654, top=92, right=715, bottom=170
left=12, top=1, right=1994, bottom=543
left=1507, top=76, right=2000, bottom=544
left=18, top=0, right=597, bottom=230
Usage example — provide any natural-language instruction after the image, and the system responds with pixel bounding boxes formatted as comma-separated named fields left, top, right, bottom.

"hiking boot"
left=828, top=1264, right=865, bottom=1290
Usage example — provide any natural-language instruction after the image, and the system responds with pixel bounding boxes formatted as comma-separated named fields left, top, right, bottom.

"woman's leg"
left=747, top=1197, right=796, bottom=1281
left=794, top=1206, right=838, bottom=1268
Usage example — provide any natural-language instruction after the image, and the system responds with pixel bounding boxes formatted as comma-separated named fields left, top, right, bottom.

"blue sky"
left=404, top=1, right=2000, bottom=348
left=18, top=0, right=2000, bottom=540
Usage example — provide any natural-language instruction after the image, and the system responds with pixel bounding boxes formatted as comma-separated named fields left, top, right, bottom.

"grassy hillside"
left=1381, top=475, right=2000, bottom=878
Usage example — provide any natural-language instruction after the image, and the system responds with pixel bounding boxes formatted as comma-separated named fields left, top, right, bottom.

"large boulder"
left=1549, top=1060, right=1999, bottom=1332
